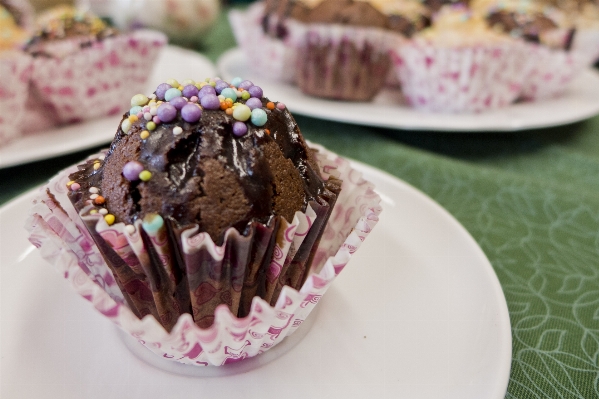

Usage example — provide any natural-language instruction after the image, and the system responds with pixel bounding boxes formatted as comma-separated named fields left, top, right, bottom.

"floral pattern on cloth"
left=25, top=146, right=382, bottom=367
left=28, top=29, right=166, bottom=124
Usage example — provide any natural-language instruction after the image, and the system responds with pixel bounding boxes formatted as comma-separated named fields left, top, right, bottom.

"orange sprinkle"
left=266, top=102, right=275, bottom=110
left=225, top=98, right=233, bottom=106
left=225, top=108, right=233, bottom=115
left=94, top=196, right=105, bottom=205
left=265, top=129, right=271, bottom=135
left=220, top=102, right=228, bottom=110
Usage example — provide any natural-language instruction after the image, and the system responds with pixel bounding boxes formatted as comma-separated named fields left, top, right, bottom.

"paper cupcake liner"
left=572, top=28, right=599, bottom=66
left=26, top=146, right=382, bottom=367
left=520, top=44, right=588, bottom=101
left=27, top=29, right=167, bottom=124
left=392, top=41, right=528, bottom=112
left=293, top=24, right=397, bottom=101
left=2, top=0, right=34, bottom=32
left=0, top=51, right=32, bottom=146
left=229, top=3, right=302, bottom=84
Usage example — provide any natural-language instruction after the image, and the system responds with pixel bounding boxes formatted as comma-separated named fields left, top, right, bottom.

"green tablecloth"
left=1, top=8, right=598, bottom=399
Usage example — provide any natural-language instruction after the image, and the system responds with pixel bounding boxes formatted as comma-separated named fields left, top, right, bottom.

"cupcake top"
left=262, top=0, right=429, bottom=37
left=0, top=4, right=27, bottom=51
left=68, top=77, right=331, bottom=244
left=422, top=0, right=471, bottom=13
left=24, top=5, right=118, bottom=57
left=416, top=4, right=511, bottom=45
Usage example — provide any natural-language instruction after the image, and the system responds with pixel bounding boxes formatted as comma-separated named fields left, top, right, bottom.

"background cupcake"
left=0, top=3, right=32, bottom=146
left=392, top=5, right=528, bottom=112
left=26, top=76, right=382, bottom=366
left=24, top=6, right=167, bottom=124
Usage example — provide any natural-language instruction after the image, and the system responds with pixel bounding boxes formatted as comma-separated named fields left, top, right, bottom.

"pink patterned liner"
left=28, top=29, right=167, bottom=124
left=25, top=146, right=382, bottom=367
left=520, top=43, right=589, bottom=101
left=229, top=3, right=302, bottom=84
left=0, top=51, right=33, bottom=146
left=391, top=40, right=529, bottom=113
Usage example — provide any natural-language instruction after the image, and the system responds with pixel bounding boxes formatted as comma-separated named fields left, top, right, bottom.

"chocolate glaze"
left=68, top=95, right=327, bottom=245
left=486, top=10, right=559, bottom=45
left=424, top=0, right=470, bottom=13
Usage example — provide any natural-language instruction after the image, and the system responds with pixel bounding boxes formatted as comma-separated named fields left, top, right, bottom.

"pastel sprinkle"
left=190, top=96, right=199, bottom=103
left=276, top=102, right=286, bottom=110
left=248, top=86, right=263, bottom=98
left=164, top=88, right=182, bottom=102
left=166, top=78, right=179, bottom=88
left=152, top=116, right=161, bottom=124
left=93, top=162, right=101, bottom=170
left=146, top=121, right=156, bottom=131
left=104, top=214, right=115, bottom=226
left=131, top=94, right=149, bottom=107
left=232, top=104, right=251, bottom=122
left=173, top=126, right=183, bottom=135
left=241, top=91, right=251, bottom=100
left=139, top=170, right=152, bottom=181
left=231, top=77, right=243, bottom=87
left=182, top=79, right=195, bottom=86
left=157, top=103, right=177, bottom=123
left=142, top=213, right=164, bottom=233
left=128, top=114, right=138, bottom=123
left=94, top=196, right=105, bottom=205
left=140, top=130, right=150, bottom=139
left=123, top=161, right=144, bottom=181
left=90, top=194, right=99, bottom=200
left=156, top=83, right=171, bottom=100
left=245, top=97, right=262, bottom=110
left=89, top=209, right=98, bottom=214
left=238, top=80, right=254, bottom=90
left=144, top=112, right=152, bottom=121
left=89, top=187, right=99, bottom=194
left=150, top=107, right=158, bottom=116
left=181, top=103, right=202, bottom=122
left=130, top=105, right=142, bottom=115
left=266, top=102, right=275, bottom=110
left=221, top=88, right=237, bottom=102
left=66, top=180, right=75, bottom=187
left=70, top=183, right=80, bottom=191
left=121, top=119, right=132, bottom=134
left=125, top=225, right=136, bottom=234
left=251, top=108, right=268, bottom=126
left=99, top=208, right=108, bottom=215
left=232, top=121, right=248, bottom=137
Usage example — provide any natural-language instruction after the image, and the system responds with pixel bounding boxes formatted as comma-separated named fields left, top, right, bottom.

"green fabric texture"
left=1, top=6, right=598, bottom=398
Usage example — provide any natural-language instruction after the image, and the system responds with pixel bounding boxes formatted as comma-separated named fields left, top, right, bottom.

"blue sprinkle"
left=221, top=88, right=238, bottom=102
left=164, top=88, right=182, bottom=102
left=129, top=105, right=142, bottom=115
left=251, top=108, right=267, bottom=127
left=142, top=214, right=164, bottom=234
left=231, top=77, right=243, bottom=88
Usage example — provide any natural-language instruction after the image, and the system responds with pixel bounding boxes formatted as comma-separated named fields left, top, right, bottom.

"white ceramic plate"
left=218, top=47, right=599, bottom=132
left=0, top=46, right=216, bottom=169
left=0, top=162, right=511, bottom=399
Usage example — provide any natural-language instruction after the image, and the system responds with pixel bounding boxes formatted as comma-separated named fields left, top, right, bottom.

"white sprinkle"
left=125, top=225, right=136, bottom=234
left=90, top=194, right=99, bottom=200
left=89, top=187, right=99, bottom=194
left=218, top=95, right=225, bottom=101
left=99, top=208, right=108, bottom=215
left=235, top=90, right=242, bottom=97
left=150, top=107, right=158, bottom=116
left=173, top=126, right=183, bottom=136
left=149, top=93, right=156, bottom=99
left=121, top=119, right=132, bottom=134
left=85, top=200, right=92, bottom=205
left=98, top=155, right=105, bottom=161
left=144, top=112, right=152, bottom=121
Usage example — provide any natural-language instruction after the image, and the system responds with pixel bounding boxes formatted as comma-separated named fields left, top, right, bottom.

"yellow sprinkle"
left=66, top=180, right=75, bottom=187
left=166, top=78, right=179, bottom=88
left=177, top=85, right=183, bottom=91
left=93, top=162, right=101, bottom=170
left=128, top=115, right=138, bottom=123
left=146, top=121, right=156, bottom=131
left=104, top=214, right=115, bottom=226
left=140, top=130, right=150, bottom=139
left=89, top=209, right=98, bottom=214
left=149, top=100, right=157, bottom=106
left=199, top=82, right=207, bottom=88
left=139, top=170, right=152, bottom=181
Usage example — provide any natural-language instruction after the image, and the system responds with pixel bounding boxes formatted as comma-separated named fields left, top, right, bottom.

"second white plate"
left=218, top=47, right=599, bottom=132
left=0, top=46, right=216, bottom=169
left=1, top=162, right=511, bottom=399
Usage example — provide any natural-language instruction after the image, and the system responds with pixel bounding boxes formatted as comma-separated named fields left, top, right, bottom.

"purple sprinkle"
left=190, top=96, right=198, bottom=103
left=200, top=94, right=221, bottom=110
left=245, top=97, right=263, bottom=110
left=248, top=85, right=263, bottom=98
left=155, top=83, right=171, bottom=100
left=122, top=161, right=144, bottom=181
left=232, top=121, right=248, bottom=137
left=169, top=96, right=188, bottom=110
left=238, top=80, right=254, bottom=90
left=181, top=103, right=202, bottom=123
left=153, top=116, right=161, bottom=124
left=276, top=102, right=286, bottom=110
left=198, top=85, right=216, bottom=99
left=215, top=80, right=230, bottom=94
left=182, top=84, right=199, bottom=98
left=157, top=103, right=176, bottom=123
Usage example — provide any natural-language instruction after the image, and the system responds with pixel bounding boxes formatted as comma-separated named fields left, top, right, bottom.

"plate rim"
left=1, top=162, right=512, bottom=399
left=218, top=47, right=599, bottom=133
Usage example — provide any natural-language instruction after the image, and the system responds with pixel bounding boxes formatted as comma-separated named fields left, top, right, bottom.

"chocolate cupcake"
left=24, top=6, right=166, bottom=124
left=27, top=76, right=382, bottom=366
